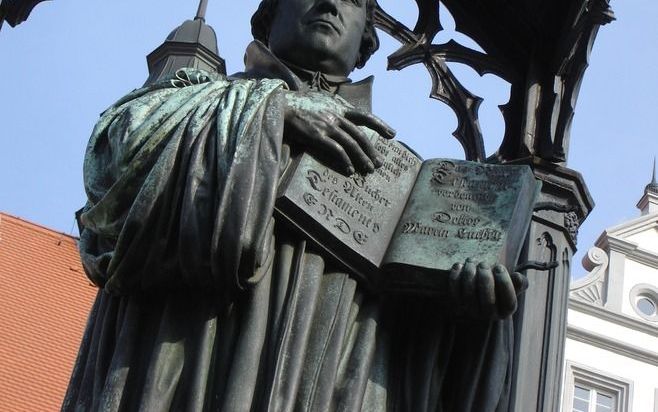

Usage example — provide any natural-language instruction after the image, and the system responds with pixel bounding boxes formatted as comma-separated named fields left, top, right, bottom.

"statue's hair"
left=251, top=0, right=380, bottom=70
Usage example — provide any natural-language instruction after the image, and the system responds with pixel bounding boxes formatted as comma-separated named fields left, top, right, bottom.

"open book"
left=275, top=137, right=540, bottom=295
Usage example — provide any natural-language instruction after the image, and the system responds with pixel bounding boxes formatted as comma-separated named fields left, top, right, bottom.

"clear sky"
left=1, top=0, right=656, bottom=278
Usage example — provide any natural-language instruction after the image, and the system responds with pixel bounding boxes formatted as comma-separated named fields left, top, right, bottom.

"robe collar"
left=241, top=41, right=374, bottom=112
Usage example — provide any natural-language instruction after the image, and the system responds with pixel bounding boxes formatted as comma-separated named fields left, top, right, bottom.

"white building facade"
left=561, top=177, right=658, bottom=412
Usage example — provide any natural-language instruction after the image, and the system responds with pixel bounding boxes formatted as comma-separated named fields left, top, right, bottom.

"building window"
left=629, top=284, right=658, bottom=322
left=572, top=384, right=616, bottom=412
left=636, top=296, right=656, bottom=317
left=562, top=362, right=632, bottom=412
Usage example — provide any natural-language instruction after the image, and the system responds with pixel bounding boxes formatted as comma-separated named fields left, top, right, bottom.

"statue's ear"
left=355, top=33, right=369, bottom=69
left=356, top=29, right=377, bottom=69
left=251, top=0, right=275, bottom=45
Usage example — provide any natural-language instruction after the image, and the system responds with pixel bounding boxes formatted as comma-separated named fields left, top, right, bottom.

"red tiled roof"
left=0, top=212, right=97, bottom=412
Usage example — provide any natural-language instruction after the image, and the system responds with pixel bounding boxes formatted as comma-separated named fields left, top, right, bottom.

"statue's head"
left=251, top=0, right=380, bottom=76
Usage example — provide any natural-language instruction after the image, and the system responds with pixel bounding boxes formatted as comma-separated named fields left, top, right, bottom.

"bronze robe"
left=63, top=43, right=513, bottom=412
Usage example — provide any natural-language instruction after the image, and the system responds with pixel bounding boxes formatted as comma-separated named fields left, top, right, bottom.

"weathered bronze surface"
left=374, top=0, right=614, bottom=164
left=277, top=137, right=421, bottom=280
left=386, top=160, right=537, bottom=269
left=278, top=146, right=539, bottom=295
left=62, top=0, right=609, bottom=410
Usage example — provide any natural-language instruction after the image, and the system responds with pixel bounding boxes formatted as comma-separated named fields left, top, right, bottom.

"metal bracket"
left=515, top=260, right=559, bottom=272
left=533, top=202, right=579, bottom=214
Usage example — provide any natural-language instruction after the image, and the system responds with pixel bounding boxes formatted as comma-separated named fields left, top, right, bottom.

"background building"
left=562, top=174, right=658, bottom=412
left=0, top=212, right=96, bottom=411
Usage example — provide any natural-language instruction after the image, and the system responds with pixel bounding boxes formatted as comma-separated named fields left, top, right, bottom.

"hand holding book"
left=448, top=258, right=529, bottom=319
left=276, top=136, right=540, bottom=303
left=281, top=90, right=396, bottom=175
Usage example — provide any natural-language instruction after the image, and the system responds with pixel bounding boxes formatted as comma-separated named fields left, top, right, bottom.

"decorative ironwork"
left=374, top=4, right=491, bottom=162
left=0, top=0, right=51, bottom=29
left=374, top=0, right=614, bottom=164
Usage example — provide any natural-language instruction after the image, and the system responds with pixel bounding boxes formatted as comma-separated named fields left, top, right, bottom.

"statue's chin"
left=290, top=50, right=352, bottom=77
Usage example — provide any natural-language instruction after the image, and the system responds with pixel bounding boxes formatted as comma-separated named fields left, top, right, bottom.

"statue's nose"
left=315, top=0, right=338, bottom=16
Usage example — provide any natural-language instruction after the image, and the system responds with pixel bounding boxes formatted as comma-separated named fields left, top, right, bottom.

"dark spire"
left=196, top=0, right=208, bottom=21
left=638, top=157, right=658, bottom=215
left=144, top=0, right=226, bottom=86
left=646, top=157, right=658, bottom=195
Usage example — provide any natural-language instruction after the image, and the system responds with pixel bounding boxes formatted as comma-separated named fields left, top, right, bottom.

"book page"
left=383, top=159, right=536, bottom=272
left=275, top=135, right=422, bottom=274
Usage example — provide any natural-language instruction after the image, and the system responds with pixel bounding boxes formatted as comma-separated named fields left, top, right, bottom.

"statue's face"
left=268, top=0, right=368, bottom=76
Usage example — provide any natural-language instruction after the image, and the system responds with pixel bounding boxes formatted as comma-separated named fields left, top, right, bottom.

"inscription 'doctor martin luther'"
left=276, top=136, right=541, bottom=295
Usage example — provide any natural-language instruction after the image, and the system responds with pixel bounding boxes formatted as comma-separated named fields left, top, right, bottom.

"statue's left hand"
left=448, top=258, right=528, bottom=319
left=280, top=90, right=396, bottom=175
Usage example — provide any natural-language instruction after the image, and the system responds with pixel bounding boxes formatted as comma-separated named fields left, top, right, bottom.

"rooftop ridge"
left=0, top=212, right=78, bottom=243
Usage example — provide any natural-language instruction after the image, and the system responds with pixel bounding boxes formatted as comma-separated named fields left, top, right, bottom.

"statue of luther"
left=64, top=0, right=525, bottom=410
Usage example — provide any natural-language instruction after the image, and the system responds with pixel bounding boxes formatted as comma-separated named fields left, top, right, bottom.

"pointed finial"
left=645, top=156, right=658, bottom=195
left=195, top=0, right=208, bottom=21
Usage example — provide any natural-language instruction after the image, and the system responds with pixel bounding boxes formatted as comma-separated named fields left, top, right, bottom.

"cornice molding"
left=567, top=324, right=658, bottom=367
left=626, top=247, right=658, bottom=269
left=596, top=236, right=658, bottom=269
left=597, top=214, right=658, bottom=243
left=605, top=236, right=637, bottom=253
left=569, top=298, right=658, bottom=337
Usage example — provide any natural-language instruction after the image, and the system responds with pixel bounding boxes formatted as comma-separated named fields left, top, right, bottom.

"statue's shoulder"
left=106, top=68, right=226, bottom=110
left=107, top=69, right=286, bottom=115
left=98, top=69, right=232, bottom=122
left=93, top=68, right=287, bottom=142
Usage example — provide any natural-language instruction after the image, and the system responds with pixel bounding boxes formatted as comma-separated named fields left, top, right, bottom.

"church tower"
left=144, top=0, right=226, bottom=86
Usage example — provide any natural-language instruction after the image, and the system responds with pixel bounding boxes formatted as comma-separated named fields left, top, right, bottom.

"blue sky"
left=1, top=0, right=656, bottom=277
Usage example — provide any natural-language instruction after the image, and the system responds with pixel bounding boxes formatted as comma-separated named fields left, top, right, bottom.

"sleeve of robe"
left=78, top=69, right=288, bottom=298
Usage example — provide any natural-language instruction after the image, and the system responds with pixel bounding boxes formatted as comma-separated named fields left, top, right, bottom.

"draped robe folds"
left=63, top=44, right=514, bottom=412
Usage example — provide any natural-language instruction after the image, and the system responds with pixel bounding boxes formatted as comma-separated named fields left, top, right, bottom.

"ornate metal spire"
left=195, top=0, right=208, bottom=21
left=646, top=157, right=658, bottom=195
left=144, top=0, right=225, bottom=86
left=637, top=157, right=658, bottom=215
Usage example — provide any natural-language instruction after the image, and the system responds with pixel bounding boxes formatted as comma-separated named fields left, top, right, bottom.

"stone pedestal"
left=507, top=157, right=594, bottom=412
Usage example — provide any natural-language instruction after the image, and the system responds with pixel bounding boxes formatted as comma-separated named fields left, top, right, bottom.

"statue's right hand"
left=448, top=258, right=528, bottom=319
left=281, top=91, right=396, bottom=175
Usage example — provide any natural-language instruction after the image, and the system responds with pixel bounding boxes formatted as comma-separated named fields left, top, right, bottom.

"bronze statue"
left=64, top=0, right=526, bottom=410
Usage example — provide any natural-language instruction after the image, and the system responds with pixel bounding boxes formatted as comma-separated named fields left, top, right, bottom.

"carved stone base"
left=507, top=157, right=594, bottom=412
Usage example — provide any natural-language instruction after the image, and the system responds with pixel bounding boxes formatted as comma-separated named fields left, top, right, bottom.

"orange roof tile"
left=0, top=212, right=97, bottom=412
